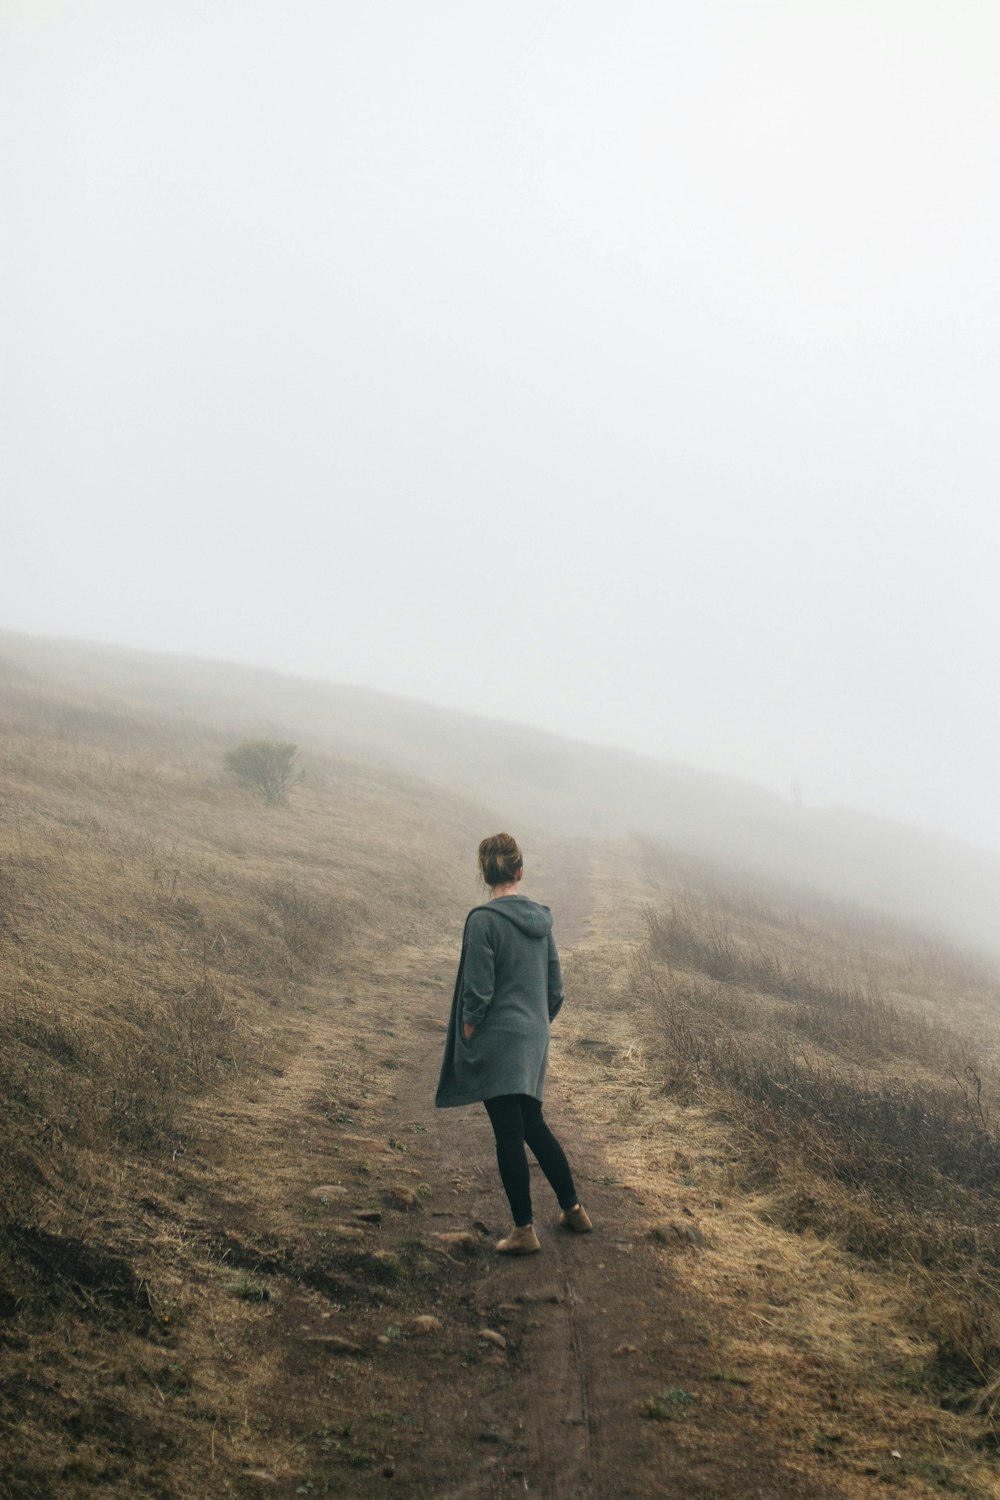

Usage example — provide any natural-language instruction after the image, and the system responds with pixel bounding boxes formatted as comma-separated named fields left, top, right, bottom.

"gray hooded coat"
left=435, top=895, right=564, bottom=1108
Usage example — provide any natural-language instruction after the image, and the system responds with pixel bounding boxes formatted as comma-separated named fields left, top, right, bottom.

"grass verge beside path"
left=580, top=838, right=1000, bottom=1495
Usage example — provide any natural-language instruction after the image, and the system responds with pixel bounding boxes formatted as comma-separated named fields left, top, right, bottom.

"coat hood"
left=482, top=895, right=553, bottom=938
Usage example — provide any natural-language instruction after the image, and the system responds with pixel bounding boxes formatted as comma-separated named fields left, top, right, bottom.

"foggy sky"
left=3, top=2, right=998, bottom=853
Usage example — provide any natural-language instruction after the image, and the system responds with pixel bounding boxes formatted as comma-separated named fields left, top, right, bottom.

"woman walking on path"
left=435, top=833, right=593, bottom=1254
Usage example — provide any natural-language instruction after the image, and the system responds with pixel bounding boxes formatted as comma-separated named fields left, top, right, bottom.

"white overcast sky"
left=2, top=1, right=998, bottom=852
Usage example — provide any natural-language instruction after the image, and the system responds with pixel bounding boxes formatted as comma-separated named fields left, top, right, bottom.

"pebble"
left=306, top=1335, right=362, bottom=1355
left=385, top=1186, right=420, bottom=1211
left=411, top=1315, right=443, bottom=1336
left=432, top=1231, right=478, bottom=1254
left=479, top=1329, right=506, bottom=1349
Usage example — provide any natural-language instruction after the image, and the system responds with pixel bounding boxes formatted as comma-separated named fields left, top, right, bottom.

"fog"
left=3, top=1, right=998, bottom=853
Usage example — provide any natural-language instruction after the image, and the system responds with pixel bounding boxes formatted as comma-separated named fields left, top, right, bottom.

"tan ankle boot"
left=496, top=1224, right=541, bottom=1254
left=559, top=1203, right=593, bottom=1233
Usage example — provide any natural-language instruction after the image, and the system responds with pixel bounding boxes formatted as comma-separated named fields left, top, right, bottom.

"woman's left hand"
left=463, top=1022, right=476, bottom=1040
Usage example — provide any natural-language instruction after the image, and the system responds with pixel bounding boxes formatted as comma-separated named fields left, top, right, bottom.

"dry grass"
left=540, top=852, right=998, bottom=1495
left=628, top=855, right=1000, bottom=1431
left=5, top=643, right=1000, bottom=1497
left=0, top=656, right=486, bottom=1496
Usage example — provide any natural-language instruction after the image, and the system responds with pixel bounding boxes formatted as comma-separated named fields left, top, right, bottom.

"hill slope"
left=3, top=631, right=998, bottom=952
left=2, top=634, right=1000, bottom=1498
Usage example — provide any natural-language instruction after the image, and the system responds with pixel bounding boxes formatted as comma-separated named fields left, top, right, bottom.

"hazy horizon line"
left=4, top=621, right=998, bottom=866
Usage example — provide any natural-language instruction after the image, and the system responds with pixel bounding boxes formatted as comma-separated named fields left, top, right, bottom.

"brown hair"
left=478, top=832, right=523, bottom=889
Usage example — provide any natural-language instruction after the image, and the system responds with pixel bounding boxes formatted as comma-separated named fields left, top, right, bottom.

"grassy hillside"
left=634, top=843, right=1000, bottom=1397
left=561, top=840, right=1000, bottom=1493
left=4, top=631, right=997, bottom=952
left=2, top=634, right=1000, bottom=1497
left=0, top=648, right=506, bottom=1494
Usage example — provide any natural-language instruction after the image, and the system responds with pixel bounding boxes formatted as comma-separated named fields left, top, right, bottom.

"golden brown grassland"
left=3, top=642, right=1000, bottom=1497
left=0, top=656, right=495, bottom=1495
left=579, top=837, right=1000, bottom=1491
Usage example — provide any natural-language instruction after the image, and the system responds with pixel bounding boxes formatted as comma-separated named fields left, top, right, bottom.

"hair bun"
left=478, top=832, right=523, bottom=888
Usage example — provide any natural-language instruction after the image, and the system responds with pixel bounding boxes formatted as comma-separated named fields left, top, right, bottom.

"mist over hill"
left=3, top=629, right=997, bottom=953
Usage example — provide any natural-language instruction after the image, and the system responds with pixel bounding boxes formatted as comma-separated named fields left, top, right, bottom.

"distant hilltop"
left=2, top=628, right=998, bottom=954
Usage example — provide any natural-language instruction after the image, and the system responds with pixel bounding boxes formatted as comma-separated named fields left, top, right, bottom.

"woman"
left=435, top=832, right=592, bottom=1254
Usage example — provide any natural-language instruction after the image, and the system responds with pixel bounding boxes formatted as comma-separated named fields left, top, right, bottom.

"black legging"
left=483, top=1094, right=578, bottom=1228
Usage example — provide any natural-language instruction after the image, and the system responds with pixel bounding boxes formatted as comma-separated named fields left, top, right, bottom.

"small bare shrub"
left=224, top=739, right=299, bottom=804
left=161, top=972, right=240, bottom=1084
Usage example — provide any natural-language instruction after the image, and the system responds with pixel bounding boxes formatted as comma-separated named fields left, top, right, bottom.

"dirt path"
left=388, top=1028, right=831, bottom=1497
left=353, top=850, right=841, bottom=1500
left=169, top=845, right=857, bottom=1497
